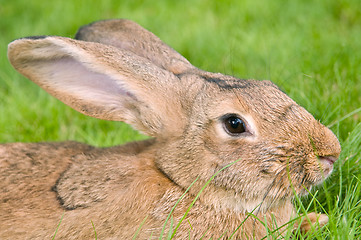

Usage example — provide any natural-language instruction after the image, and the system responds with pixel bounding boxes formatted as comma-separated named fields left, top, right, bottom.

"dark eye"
left=223, top=115, right=247, bottom=135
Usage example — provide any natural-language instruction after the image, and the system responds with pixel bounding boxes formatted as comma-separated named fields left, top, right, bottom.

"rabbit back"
left=0, top=141, right=92, bottom=238
left=0, top=139, right=174, bottom=239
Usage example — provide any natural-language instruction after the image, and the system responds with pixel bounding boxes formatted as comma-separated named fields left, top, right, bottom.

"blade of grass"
left=91, top=220, right=97, bottom=240
left=166, top=216, right=174, bottom=240
left=229, top=205, right=260, bottom=240
left=170, top=159, right=241, bottom=239
left=52, top=213, right=64, bottom=240
left=327, top=107, right=361, bottom=128
left=132, top=215, right=148, bottom=240
left=158, top=176, right=199, bottom=239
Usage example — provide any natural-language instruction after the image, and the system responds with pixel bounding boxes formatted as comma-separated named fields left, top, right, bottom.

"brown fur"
left=2, top=19, right=341, bottom=239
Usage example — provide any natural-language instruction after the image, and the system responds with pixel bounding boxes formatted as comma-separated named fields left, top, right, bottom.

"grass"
left=0, top=0, right=360, bottom=238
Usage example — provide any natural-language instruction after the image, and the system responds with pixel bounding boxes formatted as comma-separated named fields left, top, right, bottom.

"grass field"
left=1, top=0, right=361, bottom=239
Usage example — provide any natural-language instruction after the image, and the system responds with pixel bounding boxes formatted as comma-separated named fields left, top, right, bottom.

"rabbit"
left=1, top=19, right=341, bottom=239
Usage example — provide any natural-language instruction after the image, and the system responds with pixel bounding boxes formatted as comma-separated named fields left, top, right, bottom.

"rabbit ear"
left=75, top=19, right=195, bottom=74
left=8, top=36, right=186, bottom=136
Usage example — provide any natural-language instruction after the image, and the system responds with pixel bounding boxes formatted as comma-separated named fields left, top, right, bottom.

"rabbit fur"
left=1, top=19, right=341, bottom=239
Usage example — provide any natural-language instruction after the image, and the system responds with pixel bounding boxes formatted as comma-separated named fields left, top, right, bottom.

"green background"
left=1, top=0, right=360, bottom=238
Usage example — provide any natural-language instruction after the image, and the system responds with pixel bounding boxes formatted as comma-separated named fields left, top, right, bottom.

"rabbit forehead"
left=199, top=77, right=297, bottom=118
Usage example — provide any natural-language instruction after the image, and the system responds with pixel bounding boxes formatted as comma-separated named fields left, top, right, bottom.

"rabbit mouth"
left=319, top=156, right=337, bottom=165
left=317, top=155, right=337, bottom=177
left=298, top=155, right=337, bottom=189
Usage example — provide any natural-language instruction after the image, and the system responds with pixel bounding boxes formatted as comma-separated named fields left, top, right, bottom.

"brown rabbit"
left=1, top=19, right=341, bottom=239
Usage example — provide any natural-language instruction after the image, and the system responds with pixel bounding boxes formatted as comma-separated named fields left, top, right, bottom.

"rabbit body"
left=1, top=19, right=340, bottom=239
left=0, top=140, right=294, bottom=239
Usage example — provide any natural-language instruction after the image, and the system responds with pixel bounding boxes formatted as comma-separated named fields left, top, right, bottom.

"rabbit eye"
left=223, top=115, right=246, bottom=135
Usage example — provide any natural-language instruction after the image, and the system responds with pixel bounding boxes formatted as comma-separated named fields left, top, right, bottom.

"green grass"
left=1, top=0, right=360, bottom=238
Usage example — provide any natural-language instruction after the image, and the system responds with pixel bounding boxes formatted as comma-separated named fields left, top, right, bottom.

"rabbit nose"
left=318, top=155, right=338, bottom=165
left=312, top=124, right=341, bottom=163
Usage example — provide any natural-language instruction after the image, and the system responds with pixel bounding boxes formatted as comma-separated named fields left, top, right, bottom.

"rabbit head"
left=156, top=73, right=341, bottom=211
left=8, top=19, right=341, bottom=214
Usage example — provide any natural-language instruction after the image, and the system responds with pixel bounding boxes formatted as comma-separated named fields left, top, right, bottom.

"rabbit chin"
left=197, top=184, right=293, bottom=214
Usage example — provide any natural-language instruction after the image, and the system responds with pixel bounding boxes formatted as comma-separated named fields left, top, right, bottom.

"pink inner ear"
left=38, top=57, right=137, bottom=101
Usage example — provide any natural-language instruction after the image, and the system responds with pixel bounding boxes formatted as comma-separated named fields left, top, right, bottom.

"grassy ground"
left=1, top=0, right=360, bottom=238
